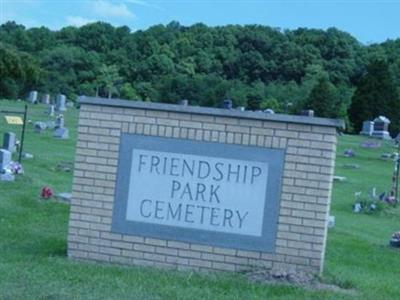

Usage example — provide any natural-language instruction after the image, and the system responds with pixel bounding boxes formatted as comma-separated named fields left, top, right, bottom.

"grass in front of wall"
left=0, top=99, right=399, bottom=299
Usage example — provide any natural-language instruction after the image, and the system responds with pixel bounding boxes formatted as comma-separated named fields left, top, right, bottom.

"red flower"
left=41, top=186, right=53, bottom=199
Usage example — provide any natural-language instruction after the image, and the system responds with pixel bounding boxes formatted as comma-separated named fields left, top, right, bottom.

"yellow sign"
left=5, top=116, right=23, bottom=125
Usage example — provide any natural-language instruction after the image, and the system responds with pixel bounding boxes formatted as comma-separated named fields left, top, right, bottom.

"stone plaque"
left=112, top=134, right=285, bottom=252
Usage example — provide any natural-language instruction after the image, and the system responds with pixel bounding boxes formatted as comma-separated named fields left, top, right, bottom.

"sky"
left=1, top=0, right=400, bottom=44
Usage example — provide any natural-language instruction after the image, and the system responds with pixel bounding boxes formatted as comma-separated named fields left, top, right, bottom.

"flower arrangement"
left=41, top=186, right=53, bottom=199
left=8, top=162, right=24, bottom=175
left=390, top=231, right=400, bottom=248
left=352, top=190, right=386, bottom=214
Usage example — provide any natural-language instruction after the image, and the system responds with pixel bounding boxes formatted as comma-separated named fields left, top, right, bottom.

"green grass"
left=1, top=100, right=399, bottom=299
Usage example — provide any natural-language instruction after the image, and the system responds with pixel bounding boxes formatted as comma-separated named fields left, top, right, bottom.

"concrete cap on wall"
left=79, top=96, right=345, bottom=129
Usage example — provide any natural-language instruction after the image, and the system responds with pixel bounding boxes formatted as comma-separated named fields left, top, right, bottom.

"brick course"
left=68, top=98, right=340, bottom=274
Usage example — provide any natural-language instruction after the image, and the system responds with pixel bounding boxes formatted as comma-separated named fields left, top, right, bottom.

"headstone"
left=34, top=121, right=47, bottom=133
left=360, top=139, right=381, bottom=149
left=22, top=152, right=34, bottom=159
left=53, top=114, right=69, bottom=139
left=56, top=161, right=73, bottom=172
left=0, top=149, right=12, bottom=171
left=342, top=163, right=360, bottom=169
left=47, top=105, right=55, bottom=117
left=264, top=109, right=275, bottom=114
left=301, top=110, right=314, bottom=117
left=57, top=192, right=72, bottom=203
left=28, top=90, right=38, bottom=104
left=2, top=132, right=16, bottom=153
left=56, top=94, right=67, bottom=111
left=66, top=101, right=74, bottom=108
left=327, top=216, right=335, bottom=228
left=53, top=127, right=69, bottom=139
left=372, top=116, right=391, bottom=139
left=353, top=203, right=362, bottom=213
left=360, top=121, right=374, bottom=136
left=333, top=175, right=347, bottom=182
left=343, top=149, right=355, bottom=157
left=178, top=99, right=189, bottom=106
left=222, top=99, right=232, bottom=109
left=41, top=94, right=50, bottom=105
left=55, top=114, right=65, bottom=128
left=236, top=106, right=245, bottom=111
left=0, top=173, right=15, bottom=182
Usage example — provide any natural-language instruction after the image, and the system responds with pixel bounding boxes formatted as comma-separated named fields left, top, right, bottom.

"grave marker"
left=372, top=116, right=391, bottom=139
left=0, top=149, right=11, bottom=171
left=34, top=122, right=47, bottom=133
left=41, top=94, right=50, bottom=105
left=56, top=94, right=67, bottom=111
left=28, top=91, right=38, bottom=104
left=360, top=120, right=374, bottom=136
left=53, top=114, right=69, bottom=139
left=2, top=132, right=16, bottom=153
left=47, top=105, right=55, bottom=117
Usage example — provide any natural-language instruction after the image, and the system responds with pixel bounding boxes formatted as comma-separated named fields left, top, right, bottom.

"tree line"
left=1, top=21, right=399, bottom=133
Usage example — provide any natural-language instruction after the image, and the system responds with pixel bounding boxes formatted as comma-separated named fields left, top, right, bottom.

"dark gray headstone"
left=222, top=99, right=232, bottom=109
left=3, top=132, right=16, bottom=153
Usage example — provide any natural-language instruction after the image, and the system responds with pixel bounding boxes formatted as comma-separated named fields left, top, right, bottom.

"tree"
left=0, top=42, right=40, bottom=99
left=97, top=64, right=123, bottom=99
left=305, top=77, right=340, bottom=118
left=349, top=59, right=400, bottom=134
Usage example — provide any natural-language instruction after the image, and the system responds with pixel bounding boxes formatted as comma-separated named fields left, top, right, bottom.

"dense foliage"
left=1, top=21, right=400, bottom=132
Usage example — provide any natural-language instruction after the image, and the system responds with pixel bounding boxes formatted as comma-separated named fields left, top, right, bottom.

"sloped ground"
left=0, top=100, right=399, bottom=299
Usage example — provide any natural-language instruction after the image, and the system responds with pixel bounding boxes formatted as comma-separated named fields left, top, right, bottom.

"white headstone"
left=56, top=94, right=67, bottom=111
left=48, top=105, right=55, bottom=117
left=0, top=149, right=12, bottom=171
left=42, top=94, right=50, bottom=105
left=34, top=121, right=47, bottom=133
left=28, top=91, right=38, bottom=104
left=327, top=215, right=335, bottom=228
left=3, top=132, right=16, bottom=153
left=360, top=121, right=374, bottom=136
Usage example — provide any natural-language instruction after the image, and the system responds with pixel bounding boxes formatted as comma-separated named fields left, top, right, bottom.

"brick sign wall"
left=68, top=97, right=342, bottom=274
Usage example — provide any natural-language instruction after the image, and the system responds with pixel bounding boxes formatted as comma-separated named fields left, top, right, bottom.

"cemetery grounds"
left=0, top=100, right=399, bottom=300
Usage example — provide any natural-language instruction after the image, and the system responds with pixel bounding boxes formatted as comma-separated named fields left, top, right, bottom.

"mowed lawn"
left=0, top=100, right=399, bottom=300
